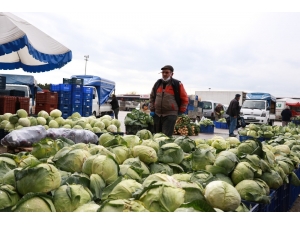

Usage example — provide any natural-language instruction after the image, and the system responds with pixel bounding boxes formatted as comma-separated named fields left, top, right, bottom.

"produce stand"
left=173, top=115, right=200, bottom=136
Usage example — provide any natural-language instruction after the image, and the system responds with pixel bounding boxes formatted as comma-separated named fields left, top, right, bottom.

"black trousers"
left=113, top=108, right=119, bottom=119
left=153, top=115, right=177, bottom=137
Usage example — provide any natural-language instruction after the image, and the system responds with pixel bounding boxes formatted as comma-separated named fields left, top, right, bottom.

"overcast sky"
left=2, top=1, right=300, bottom=98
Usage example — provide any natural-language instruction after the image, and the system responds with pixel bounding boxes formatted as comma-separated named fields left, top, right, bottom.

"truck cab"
left=240, top=93, right=276, bottom=125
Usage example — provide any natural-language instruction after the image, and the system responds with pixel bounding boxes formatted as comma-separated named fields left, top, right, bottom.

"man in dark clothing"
left=226, top=94, right=241, bottom=137
left=281, top=106, right=292, bottom=127
left=109, top=94, right=119, bottom=119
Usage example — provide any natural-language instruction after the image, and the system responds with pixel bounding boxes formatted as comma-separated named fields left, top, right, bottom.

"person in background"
left=141, top=103, right=150, bottom=114
left=214, top=103, right=224, bottom=121
left=226, top=94, right=241, bottom=137
left=109, top=94, right=120, bottom=119
left=281, top=105, right=292, bottom=127
left=149, top=65, right=189, bottom=137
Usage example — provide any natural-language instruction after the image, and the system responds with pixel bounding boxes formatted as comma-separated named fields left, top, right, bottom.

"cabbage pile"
left=200, top=118, right=214, bottom=127
left=1, top=128, right=300, bottom=212
left=0, top=110, right=122, bottom=134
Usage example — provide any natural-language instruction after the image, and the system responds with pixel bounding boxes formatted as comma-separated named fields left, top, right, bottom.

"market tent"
left=0, top=12, right=72, bottom=73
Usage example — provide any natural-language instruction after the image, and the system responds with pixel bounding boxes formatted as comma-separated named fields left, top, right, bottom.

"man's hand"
left=234, top=116, right=237, bottom=118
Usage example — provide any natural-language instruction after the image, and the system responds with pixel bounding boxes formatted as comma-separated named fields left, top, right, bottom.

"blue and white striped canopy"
left=0, top=12, right=72, bottom=73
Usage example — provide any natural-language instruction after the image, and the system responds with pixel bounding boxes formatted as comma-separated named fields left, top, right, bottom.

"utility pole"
left=84, top=55, right=89, bottom=75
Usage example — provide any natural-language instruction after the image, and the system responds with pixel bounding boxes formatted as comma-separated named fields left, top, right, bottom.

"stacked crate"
left=82, top=86, right=93, bottom=117
left=57, top=84, right=72, bottom=119
left=0, top=96, right=17, bottom=114
left=16, top=97, right=30, bottom=114
left=71, top=83, right=83, bottom=115
left=35, top=92, right=58, bottom=114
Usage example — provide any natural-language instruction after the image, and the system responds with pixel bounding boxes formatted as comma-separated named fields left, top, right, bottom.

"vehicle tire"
left=268, top=120, right=274, bottom=126
left=93, top=111, right=97, bottom=117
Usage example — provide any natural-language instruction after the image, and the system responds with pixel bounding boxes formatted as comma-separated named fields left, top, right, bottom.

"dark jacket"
left=226, top=98, right=240, bottom=117
left=149, top=78, right=188, bottom=116
left=110, top=98, right=119, bottom=110
left=281, top=109, right=292, bottom=121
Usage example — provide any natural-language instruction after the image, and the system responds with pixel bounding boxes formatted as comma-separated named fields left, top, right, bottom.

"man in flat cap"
left=149, top=65, right=189, bottom=137
left=226, top=94, right=241, bottom=137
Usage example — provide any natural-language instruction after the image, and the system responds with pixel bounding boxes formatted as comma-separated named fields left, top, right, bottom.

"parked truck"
left=71, top=75, right=115, bottom=117
left=240, top=92, right=276, bottom=125
left=195, top=90, right=247, bottom=106
left=0, top=74, right=39, bottom=114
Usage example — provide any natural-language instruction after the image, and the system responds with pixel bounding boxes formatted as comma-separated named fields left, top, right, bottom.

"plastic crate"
left=71, top=84, right=83, bottom=92
left=83, top=93, right=93, bottom=99
left=59, top=84, right=72, bottom=92
left=58, top=97, right=71, bottom=105
left=0, top=76, right=6, bottom=89
left=16, top=97, right=30, bottom=114
left=214, top=121, right=222, bottom=128
left=0, top=90, right=10, bottom=96
left=288, top=167, right=300, bottom=210
left=49, top=84, right=60, bottom=92
left=72, top=97, right=83, bottom=104
left=82, top=111, right=92, bottom=117
left=36, top=92, right=58, bottom=104
left=220, top=122, right=228, bottom=129
left=200, top=125, right=214, bottom=133
left=83, top=86, right=93, bottom=94
left=58, top=104, right=71, bottom=111
left=58, top=91, right=71, bottom=99
left=239, top=136, right=254, bottom=142
left=72, top=91, right=82, bottom=99
left=0, top=96, right=17, bottom=114
left=61, top=110, right=72, bottom=119
left=10, top=89, right=25, bottom=97
left=71, top=108, right=82, bottom=115
left=83, top=99, right=93, bottom=106
left=259, top=190, right=278, bottom=212
left=292, top=120, right=300, bottom=125
left=63, top=78, right=84, bottom=85
left=35, top=103, right=57, bottom=114
left=277, top=183, right=289, bottom=212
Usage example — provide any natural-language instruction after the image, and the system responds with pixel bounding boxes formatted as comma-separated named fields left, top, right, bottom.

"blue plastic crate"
left=288, top=167, right=300, bottom=210
left=72, top=97, right=83, bottom=104
left=58, top=97, right=71, bottom=105
left=259, top=190, right=278, bottom=212
left=220, top=122, right=228, bottom=129
left=59, top=84, right=72, bottom=92
left=58, top=91, right=71, bottom=99
left=200, top=125, right=214, bottom=133
left=239, top=136, right=254, bottom=142
left=71, top=84, right=83, bottom=92
left=82, top=111, right=92, bottom=117
left=214, top=121, right=221, bottom=128
left=50, top=84, right=60, bottom=92
left=61, top=110, right=72, bottom=119
left=83, top=99, right=93, bottom=106
left=292, top=120, right=300, bottom=125
left=83, top=86, right=93, bottom=94
left=59, top=104, right=71, bottom=111
left=83, top=105, right=93, bottom=112
left=83, top=93, right=93, bottom=100
left=72, top=91, right=82, bottom=99
left=72, top=108, right=82, bottom=115
left=277, top=183, right=289, bottom=212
